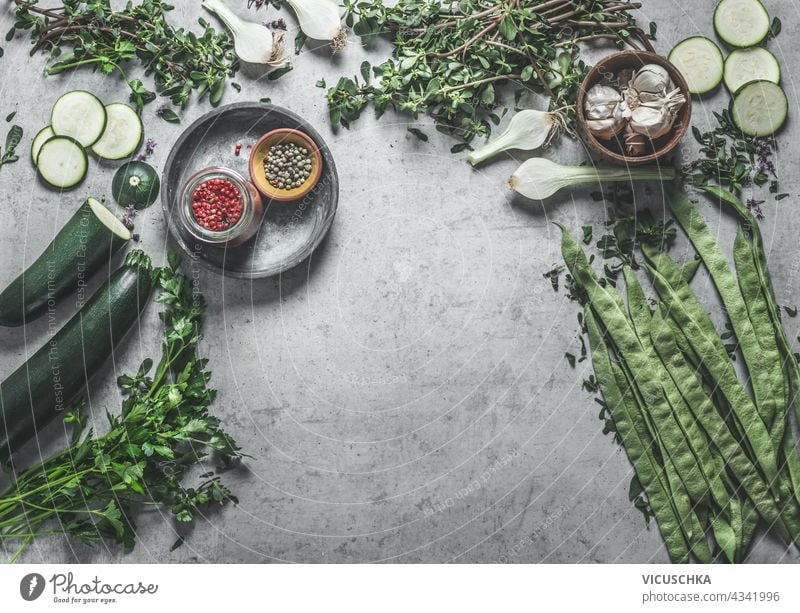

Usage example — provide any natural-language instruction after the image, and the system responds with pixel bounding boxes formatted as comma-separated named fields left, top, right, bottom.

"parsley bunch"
left=0, top=252, right=241, bottom=563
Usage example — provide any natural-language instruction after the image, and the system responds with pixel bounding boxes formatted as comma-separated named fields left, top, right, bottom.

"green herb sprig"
left=683, top=110, right=778, bottom=195
left=327, top=0, right=651, bottom=143
left=0, top=251, right=241, bottom=563
left=11, top=0, right=239, bottom=110
left=0, top=124, right=23, bottom=169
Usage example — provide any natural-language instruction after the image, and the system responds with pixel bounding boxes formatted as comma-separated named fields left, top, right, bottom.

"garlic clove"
left=623, top=125, right=647, bottom=156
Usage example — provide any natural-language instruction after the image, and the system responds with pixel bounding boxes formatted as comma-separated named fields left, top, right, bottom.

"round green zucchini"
left=112, top=161, right=160, bottom=209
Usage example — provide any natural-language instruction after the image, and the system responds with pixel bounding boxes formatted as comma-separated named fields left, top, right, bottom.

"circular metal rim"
left=161, top=102, right=339, bottom=279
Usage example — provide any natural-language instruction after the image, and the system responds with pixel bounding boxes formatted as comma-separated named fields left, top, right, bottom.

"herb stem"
left=440, top=73, right=521, bottom=94
left=429, top=18, right=501, bottom=59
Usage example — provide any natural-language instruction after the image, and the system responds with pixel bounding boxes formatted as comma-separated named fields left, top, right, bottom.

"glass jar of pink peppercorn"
left=179, top=167, right=264, bottom=246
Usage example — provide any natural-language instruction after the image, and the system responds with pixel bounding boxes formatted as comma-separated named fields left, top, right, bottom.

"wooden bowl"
left=248, top=128, right=323, bottom=202
left=576, top=50, right=692, bottom=166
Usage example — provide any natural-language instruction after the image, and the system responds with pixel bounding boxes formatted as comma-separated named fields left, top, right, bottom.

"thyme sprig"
left=11, top=0, right=239, bottom=110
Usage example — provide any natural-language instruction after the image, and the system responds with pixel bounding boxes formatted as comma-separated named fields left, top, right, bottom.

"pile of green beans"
left=560, top=185, right=800, bottom=562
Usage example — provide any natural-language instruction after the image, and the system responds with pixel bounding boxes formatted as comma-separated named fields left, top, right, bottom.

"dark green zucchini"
left=0, top=250, right=154, bottom=461
left=0, top=198, right=131, bottom=327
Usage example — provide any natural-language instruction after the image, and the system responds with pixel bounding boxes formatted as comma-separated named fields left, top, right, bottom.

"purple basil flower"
left=133, top=137, right=157, bottom=162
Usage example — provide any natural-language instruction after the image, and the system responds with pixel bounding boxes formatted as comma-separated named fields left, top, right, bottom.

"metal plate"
left=161, top=103, right=339, bottom=278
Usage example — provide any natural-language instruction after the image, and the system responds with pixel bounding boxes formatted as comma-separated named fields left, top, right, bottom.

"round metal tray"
left=161, top=103, right=339, bottom=278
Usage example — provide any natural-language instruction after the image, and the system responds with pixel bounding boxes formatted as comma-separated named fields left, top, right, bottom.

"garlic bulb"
left=585, top=89, right=625, bottom=140
left=623, top=124, right=647, bottom=156
left=629, top=104, right=676, bottom=139
left=203, top=0, right=286, bottom=66
left=584, top=84, right=623, bottom=120
left=630, top=64, right=672, bottom=95
left=586, top=115, right=625, bottom=140
left=286, top=0, right=347, bottom=52
left=466, top=109, right=566, bottom=166
left=627, top=64, right=674, bottom=109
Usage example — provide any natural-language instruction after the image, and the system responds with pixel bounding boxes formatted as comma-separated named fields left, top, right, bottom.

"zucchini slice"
left=30, top=126, right=54, bottom=166
left=36, top=136, right=88, bottom=189
left=91, top=103, right=144, bottom=160
left=51, top=90, right=107, bottom=147
left=668, top=37, right=724, bottom=95
left=0, top=198, right=131, bottom=327
left=731, top=80, right=787, bottom=136
left=724, top=47, right=781, bottom=92
left=714, top=0, right=771, bottom=48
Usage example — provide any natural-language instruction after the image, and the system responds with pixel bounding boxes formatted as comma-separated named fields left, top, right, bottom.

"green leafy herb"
left=683, top=110, right=777, bottom=195
left=267, top=64, right=293, bottom=80
left=159, top=107, right=181, bottom=123
left=0, top=252, right=241, bottom=562
left=328, top=0, right=651, bottom=143
left=543, top=264, right=564, bottom=292
left=768, top=16, right=782, bottom=39
left=294, top=31, right=307, bottom=55
left=0, top=124, right=22, bottom=168
left=407, top=127, right=428, bottom=142
left=13, top=0, right=239, bottom=110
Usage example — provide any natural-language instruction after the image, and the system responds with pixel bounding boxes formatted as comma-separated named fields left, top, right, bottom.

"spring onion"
left=508, top=158, right=675, bottom=200
left=202, top=0, right=286, bottom=66
left=286, top=0, right=347, bottom=52
left=466, top=110, right=566, bottom=166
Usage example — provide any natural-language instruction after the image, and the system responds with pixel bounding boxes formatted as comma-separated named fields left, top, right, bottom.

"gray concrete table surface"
left=1, top=0, right=799, bottom=563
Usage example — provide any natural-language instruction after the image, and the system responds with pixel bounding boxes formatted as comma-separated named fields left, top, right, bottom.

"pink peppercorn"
left=191, top=178, right=243, bottom=231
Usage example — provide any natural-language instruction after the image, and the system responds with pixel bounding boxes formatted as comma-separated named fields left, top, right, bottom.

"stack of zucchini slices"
left=669, top=0, right=786, bottom=137
left=31, top=90, right=144, bottom=189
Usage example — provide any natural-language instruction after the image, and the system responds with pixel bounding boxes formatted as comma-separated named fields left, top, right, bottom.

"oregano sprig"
left=327, top=0, right=652, bottom=143
left=11, top=0, right=239, bottom=110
